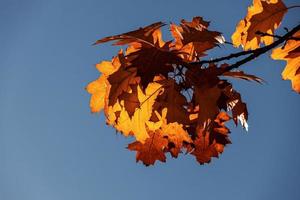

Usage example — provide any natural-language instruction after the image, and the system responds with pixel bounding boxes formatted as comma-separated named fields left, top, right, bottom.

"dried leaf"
left=107, top=65, right=140, bottom=106
left=127, top=131, right=168, bottom=166
left=191, top=112, right=231, bottom=164
left=218, top=81, right=249, bottom=130
left=271, top=32, right=300, bottom=93
left=232, top=0, right=287, bottom=50
left=86, top=55, right=121, bottom=112
left=152, top=79, right=190, bottom=125
left=94, top=22, right=165, bottom=47
left=125, top=46, right=183, bottom=88
left=223, top=71, right=263, bottom=83
left=161, top=122, right=192, bottom=158
left=86, top=76, right=107, bottom=112
left=170, top=17, right=223, bottom=61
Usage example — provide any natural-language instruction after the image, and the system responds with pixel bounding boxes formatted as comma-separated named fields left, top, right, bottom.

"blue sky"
left=0, top=0, right=299, bottom=199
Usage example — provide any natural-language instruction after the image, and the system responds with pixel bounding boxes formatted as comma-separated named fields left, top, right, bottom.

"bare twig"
left=193, top=50, right=255, bottom=65
left=256, top=31, right=300, bottom=41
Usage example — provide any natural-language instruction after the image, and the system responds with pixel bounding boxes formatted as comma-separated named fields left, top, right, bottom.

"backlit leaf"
left=271, top=31, right=300, bottom=93
left=127, top=131, right=168, bottom=166
left=170, top=17, right=224, bottom=61
left=232, top=0, right=287, bottom=50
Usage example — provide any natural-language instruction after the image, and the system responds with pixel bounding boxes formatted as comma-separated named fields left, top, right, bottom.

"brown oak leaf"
left=152, top=79, right=190, bottom=125
left=127, top=131, right=168, bottom=166
left=191, top=112, right=231, bottom=164
left=107, top=64, right=140, bottom=106
left=170, top=16, right=224, bottom=61
left=218, top=81, right=249, bottom=130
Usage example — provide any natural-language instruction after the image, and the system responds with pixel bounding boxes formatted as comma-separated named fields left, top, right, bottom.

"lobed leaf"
left=232, top=0, right=287, bottom=50
left=271, top=31, right=300, bottom=93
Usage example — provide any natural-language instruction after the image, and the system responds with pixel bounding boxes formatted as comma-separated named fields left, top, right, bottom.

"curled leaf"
left=223, top=71, right=263, bottom=83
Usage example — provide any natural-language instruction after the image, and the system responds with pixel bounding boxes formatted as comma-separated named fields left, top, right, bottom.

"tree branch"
left=256, top=31, right=300, bottom=41
left=193, top=49, right=255, bottom=65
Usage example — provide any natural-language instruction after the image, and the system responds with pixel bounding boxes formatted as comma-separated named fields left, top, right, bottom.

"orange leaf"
left=161, top=122, right=192, bottom=158
left=191, top=112, right=231, bottom=164
left=107, top=81, right=163, bottom=142
left=152, top=79, right=190, bottom=125
left=127, top=131, right=168, bottom=166
left=232, top=0, right=287, bottom=50
left=86, top=55, right=121, bottom=113
left=86, top=76, right=107, bottom=113
left=271, top=31, right=300, bottom=93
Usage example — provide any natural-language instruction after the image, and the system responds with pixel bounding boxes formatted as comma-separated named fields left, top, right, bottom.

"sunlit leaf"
left=127, top=131, right=168, bottom=166
left=271, top=31, right=300, bottom=93
left=232, top=0, right=287, bottom=50
left=170, top=16, right=224, bottom=61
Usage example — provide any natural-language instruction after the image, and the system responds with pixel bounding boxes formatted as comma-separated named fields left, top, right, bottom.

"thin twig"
left=256, top=31, right=300, bottom=41
left=193, top=49, right=256, bottom=65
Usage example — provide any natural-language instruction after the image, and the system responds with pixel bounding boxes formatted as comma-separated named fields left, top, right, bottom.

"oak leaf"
left=191, top=112, right=231, bottom=164
left=130, top=82, right=163, bottom=142
left=108, top=82, right=163, bottom=142
left=161, top=122, right=192, bottom=158
left=271, top=32, right=300, bottom=93
left=152, top=79, right=190, bottom=125
left=86, top=56, right=121, bottom=112
left=95, top=22, right=186, bottom=89
left=232, top=0, right=287, bottom=50
left=107, top=64, right=140, bottom=106
left=125, top=45, right=184, bottom=89
left=86, top=76, right=107, bottom=113
left=218, top=81, right=249, bottom=130
left=127, top=131, right=168, bottom=166
left=170, top=17, right=223, bottom=61
left=118, top=84, right=140, bottom=117
left=146, top=108, right=192, bottom=158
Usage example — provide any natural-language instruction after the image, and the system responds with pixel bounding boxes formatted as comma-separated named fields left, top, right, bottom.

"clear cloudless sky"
left=0, top=0, right=300, bottom=199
